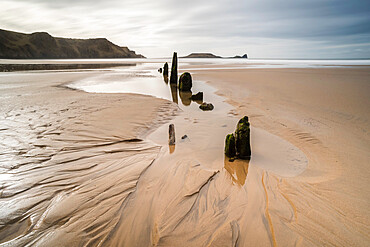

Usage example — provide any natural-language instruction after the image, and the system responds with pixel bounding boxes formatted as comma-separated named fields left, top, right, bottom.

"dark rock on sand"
left=225, top=134, right=236, bottom=158
left=170, top=52, right=178, bottom=84
left=158, top=68, right=162, bottom=73
left=163, top=62, right=169, bottom=76
left=235, top=116, right=251, bottom=159
left=179, top=72, right=193, bottom=91
left=181, top=135, right=188, bottom=139
left=199, top=102, right=214, bottom=111
left=190, top=92, right=203, bottom=101
left=169, top=124, right=175, bottom=145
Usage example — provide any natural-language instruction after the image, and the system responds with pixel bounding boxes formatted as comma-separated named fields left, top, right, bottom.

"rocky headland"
left=0, top=29, right=145, bottom=59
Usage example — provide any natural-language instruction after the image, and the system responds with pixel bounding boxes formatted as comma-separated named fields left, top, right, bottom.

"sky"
left=1, top=0, right=370, bottom=58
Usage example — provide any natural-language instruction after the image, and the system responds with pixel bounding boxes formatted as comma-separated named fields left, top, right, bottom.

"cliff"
left=0, top=29, right=145, bottom=59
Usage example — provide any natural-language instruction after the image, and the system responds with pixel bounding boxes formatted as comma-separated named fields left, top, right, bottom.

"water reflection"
left=169, top=144, right=175, bottom=154
left=179, top=91, right=192, bottom=106
left=70, top=62, right=209, bottom=109
left=192, top=98, right=203, bottom=105
left=224, top=157, right=249, bottom=186
left=163, top=75, right=169, bottom=84
left=170, top=84, right=178, bottom=104
left=166, top=78, right=204, bottom=106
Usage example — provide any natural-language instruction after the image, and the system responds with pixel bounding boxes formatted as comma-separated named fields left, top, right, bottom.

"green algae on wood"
left=235, top=116, right=251, bottom=159
left=225, top=134, right=236, bottom=157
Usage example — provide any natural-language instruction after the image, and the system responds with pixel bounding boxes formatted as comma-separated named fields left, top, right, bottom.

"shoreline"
left=0, top=64, right=369, bottom=246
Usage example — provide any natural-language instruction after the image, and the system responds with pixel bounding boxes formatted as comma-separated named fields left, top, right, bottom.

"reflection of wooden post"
left=170, top=84, right=178, bottom=104
left=169, top=144, right=175, bottom=154
left=224, top=158, right=249, bottom=186
left=170, top=52, right=178, bottom=84
left=169, top=124, right=175, bottom=145
left=163, top=75, right=169, bottom=84
left=179, top=90, right=192, bottom=106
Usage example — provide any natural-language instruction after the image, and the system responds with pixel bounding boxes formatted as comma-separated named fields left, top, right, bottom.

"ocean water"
left=1, top=58, right=370, bottom=69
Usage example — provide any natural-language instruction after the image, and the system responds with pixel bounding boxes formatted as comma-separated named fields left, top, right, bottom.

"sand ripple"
left=0, top=79, right=178, bottom=246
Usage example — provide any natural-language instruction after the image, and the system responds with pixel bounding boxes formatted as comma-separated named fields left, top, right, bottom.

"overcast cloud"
left=1, top=0, right=369, bottom=58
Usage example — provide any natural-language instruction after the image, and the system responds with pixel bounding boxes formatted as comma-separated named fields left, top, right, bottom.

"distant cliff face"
left=0, top=29, right=145, bottom=59
left=183, top=53, right=222, bottom=58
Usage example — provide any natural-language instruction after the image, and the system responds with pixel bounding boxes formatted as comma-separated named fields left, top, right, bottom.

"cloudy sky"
left=1, top=0, right=369, bottom=58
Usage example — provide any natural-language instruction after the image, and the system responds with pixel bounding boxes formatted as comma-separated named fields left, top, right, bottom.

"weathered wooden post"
left=163, top=62, right=169, bottom=77
left=235, top=116, right=251, bottom=159
left=224, top=116, right=251, bottom=159
left=225, top=134, right=236, bottom=157
left=169, top=124, right=175, bottom=145
left=179, top=72, right=192, bottom=91
left=170, top=52, right=178, bottom=84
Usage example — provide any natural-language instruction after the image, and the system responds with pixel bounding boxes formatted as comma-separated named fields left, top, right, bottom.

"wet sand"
left=0, top=71, right=178, bottom=246
left=0, top=64, right=369, bottom=246
left=190, top=67, right=370, bottom=246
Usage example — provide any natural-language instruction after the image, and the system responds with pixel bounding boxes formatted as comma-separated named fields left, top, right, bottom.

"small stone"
left=169, top=124, right=175, bottom=145
left=158, top=68, right=162, bottom=73
left=179, top=72, right=192, bottom=91
left=181, top=135, right=188, bottom=139
left=199, top=102, right=214, bottom=111
left=190, top=92, right=203, bottom=101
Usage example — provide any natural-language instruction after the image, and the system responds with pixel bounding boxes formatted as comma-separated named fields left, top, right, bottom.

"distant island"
left=232, top=54, right=248, bottom=59
left=0, top=29, right=145, bottom=59
left=182, top=53, right=222, bottom=58
left=182, top=53, right=248, bottom=59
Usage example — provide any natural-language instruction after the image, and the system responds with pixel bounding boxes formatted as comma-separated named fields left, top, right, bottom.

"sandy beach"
left=192, top=67, right=370, bottom=246
left=0, top=61, right=369, bottom=246
left=0, top=69, right=178, bottom=246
